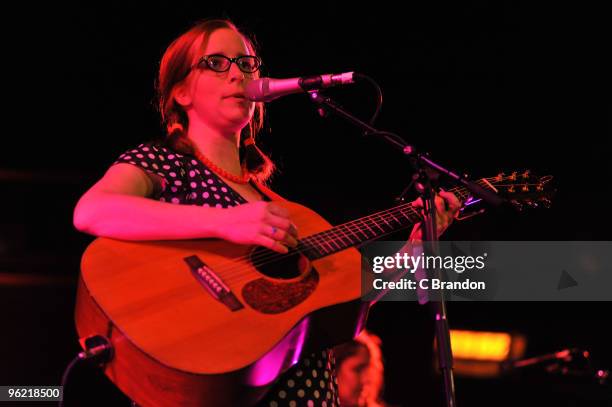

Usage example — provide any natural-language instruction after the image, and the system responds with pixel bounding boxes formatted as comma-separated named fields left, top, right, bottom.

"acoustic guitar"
left=75, top=171, right=553, bottom=406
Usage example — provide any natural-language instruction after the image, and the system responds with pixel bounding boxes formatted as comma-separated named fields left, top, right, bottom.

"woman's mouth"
left=225, top=92, right=247, bottom=99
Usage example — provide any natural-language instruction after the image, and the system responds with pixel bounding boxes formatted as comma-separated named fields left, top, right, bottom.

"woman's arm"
left=73, top=163, right=224, bottom=240
left=73, top=163, right=298, bottom=252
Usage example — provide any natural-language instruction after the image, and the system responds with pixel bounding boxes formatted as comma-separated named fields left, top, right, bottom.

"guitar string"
left=194, top=175, right=537, bottom=281
left=212, top=202, right=425, bottom=281
left=219, top=174, right=548, bottom=279
left=205, top=180, right=485, bottom=280
left=227, top=221, right=421, bottom=282
left=231, top=174, right=547, bottom=274
left=207, top=181, right=482, bottom=279
left=213, top=178, right=485, bottom=276
left=210, top=183, right=473, bottom=280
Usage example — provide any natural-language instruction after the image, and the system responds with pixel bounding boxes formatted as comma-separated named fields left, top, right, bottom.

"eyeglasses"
left=193, top=54, right=262, bottom=74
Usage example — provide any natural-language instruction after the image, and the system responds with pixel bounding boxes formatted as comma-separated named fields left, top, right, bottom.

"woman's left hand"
left=408, top=189, right=462, bottom=242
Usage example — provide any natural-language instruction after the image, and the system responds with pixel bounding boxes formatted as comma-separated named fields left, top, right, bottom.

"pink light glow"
left=245, top=318, right=310, bottom=386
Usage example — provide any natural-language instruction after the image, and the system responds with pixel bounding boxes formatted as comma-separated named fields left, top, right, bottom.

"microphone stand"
left=308, top=90, right=504, bottom=407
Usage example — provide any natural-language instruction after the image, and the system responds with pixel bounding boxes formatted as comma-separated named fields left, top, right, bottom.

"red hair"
left=335, top=330, right=388, bottom=407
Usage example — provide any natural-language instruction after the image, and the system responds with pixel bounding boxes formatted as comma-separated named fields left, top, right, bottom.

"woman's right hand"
left=215, top=202, right=299, bottom=253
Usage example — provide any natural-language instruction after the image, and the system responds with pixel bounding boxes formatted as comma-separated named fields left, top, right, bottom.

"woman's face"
left=337, top=347, right=371, bottom=407
left=182, top=28, right=257, bottom=134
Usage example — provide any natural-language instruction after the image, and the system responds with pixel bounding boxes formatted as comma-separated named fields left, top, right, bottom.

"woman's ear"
left=173, top=82, right=192, bottom=107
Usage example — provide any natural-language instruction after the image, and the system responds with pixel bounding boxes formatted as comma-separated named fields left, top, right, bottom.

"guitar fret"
left=302, top=240, right=324, bottom=258
left=326, top=233, right=342, bottom=250
left=380, top=212, right=393, bottom=227
left=308, top=234, right=329, bottom=255
left=399, top=209, right=412, bottom=220
left=345, top=220, right=361, bottom=237
left=370, top=217, right=386, bottom=233
left=344, top=224, right=363, bottom=242
left=304, top=207, right=415, bottom=260
left=408, top=207, right=421, bottom=222
left=375, top=214, right=392, bottom=231
left=336, top=225, right=356, bottom=246
left=389, top=211, right=401, bottom=224
left=354, top=219, right=375, bottom=239
left=314, top=237, right=329, bottom=254
left=309, top=241, right=326, bottom=256
left=303, top=200, right=442, bottom=259
left=321, top=236, right=335, bottom=253
left=296, top=176, right=510, bottom=261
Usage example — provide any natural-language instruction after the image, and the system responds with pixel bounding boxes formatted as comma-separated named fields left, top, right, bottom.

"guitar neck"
left=297, top=181, right=482, bottom=260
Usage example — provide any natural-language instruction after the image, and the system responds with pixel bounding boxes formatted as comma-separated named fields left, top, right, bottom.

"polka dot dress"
left=114, top=142, right=248, bottom=208
left=256, top=350, right=341, bottom=407
left=115, top=143, right=341, bottom=406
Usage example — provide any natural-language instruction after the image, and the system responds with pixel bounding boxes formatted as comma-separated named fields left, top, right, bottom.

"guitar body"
left=75, top=200, right=369, bottom=407
left=75, top=170, right=553, bottom=406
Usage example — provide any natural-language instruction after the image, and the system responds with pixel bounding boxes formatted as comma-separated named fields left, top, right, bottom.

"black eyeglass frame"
left=190, top=54, right=263, bottom=74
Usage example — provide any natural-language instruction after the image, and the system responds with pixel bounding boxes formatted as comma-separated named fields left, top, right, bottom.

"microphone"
left=245, top=72, right=359, bottom=102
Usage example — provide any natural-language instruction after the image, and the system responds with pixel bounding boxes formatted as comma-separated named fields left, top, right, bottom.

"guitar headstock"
left=484, top=170, right=555, bottom=211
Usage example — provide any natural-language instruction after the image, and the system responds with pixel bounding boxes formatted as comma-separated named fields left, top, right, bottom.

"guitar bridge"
left=183, top=255, right=244, bottom=311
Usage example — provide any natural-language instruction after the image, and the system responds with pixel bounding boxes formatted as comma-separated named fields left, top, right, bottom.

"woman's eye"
left=208, top=57, right=226, bottom=70
left=240, top=61, right=254, bottom=70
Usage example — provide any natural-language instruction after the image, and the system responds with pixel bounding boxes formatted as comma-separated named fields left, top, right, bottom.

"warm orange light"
left=450, top=330, right=512, bottom=362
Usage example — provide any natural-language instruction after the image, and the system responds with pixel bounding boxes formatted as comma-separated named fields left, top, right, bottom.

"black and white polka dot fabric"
left=114, top=142, right=341, bottom=406
left=256, top=350, right=341, bottom=407
left=114, top=142, right=248, bottom=208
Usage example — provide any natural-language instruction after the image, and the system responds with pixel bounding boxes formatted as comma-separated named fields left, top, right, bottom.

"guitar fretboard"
left=297, top=182, right=477, bottom=260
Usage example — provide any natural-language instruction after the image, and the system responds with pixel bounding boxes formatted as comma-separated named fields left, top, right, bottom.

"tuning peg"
left=522, top=170, right=531, bottom=179
left=496, top=172, right=505, bottom=181
left=509, top=172, right=518, bottom=181
left=508, top=186, right=516, bottom=193
left=521, top=185, right=530, bottom=192
left=536, top=184, right=544, bottom=191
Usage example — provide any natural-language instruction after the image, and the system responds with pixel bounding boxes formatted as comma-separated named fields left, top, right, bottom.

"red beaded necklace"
left=193, top=149, right=250, bottom=184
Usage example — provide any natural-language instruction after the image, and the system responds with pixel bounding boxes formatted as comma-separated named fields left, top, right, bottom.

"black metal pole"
left=308, top=90, right=460, bottom=406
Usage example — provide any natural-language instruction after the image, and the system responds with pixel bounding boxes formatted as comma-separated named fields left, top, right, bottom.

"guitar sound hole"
left=250, top=247, right=309, bottom=280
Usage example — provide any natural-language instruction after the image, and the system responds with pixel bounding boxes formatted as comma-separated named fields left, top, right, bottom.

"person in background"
left=335, top=330, right=394, bottom=407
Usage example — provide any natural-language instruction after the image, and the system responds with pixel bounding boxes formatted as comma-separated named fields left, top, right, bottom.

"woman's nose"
left=228, top=63, right=246, bottom=82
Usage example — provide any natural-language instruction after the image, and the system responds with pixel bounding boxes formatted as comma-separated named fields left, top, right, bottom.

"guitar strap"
left=250, top=181, right=288, bottom=203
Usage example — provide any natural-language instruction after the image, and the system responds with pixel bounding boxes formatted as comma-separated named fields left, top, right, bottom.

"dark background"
left=1, top=1, right=611, bottom=406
